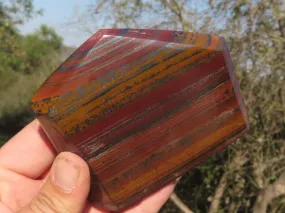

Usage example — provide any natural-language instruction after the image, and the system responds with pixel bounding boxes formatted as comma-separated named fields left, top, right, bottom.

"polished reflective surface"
left=30, top=29, right=249, bottom=211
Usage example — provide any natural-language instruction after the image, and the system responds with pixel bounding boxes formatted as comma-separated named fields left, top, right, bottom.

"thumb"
left=18, top=152, right=91, bottom=213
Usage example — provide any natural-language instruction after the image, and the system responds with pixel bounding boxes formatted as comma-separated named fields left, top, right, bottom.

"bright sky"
left=18, top=1, right=208, bottom=48
left=19, top=0, right=93, bottom=47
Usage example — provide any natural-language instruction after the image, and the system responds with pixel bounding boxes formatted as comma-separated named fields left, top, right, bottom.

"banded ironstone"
left=30, top=29, right=249, bottom=211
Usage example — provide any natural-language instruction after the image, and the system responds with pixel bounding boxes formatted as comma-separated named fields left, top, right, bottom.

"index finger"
left=0, top=119, right=56, bottom=179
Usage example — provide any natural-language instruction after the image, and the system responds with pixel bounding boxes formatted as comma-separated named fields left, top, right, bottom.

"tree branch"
left=170, top=192, right=194, bottom=213
left=161, top=0, right=186, bottom=31
left=208, top=173, right=228, bottom=213
left=75, top=6, right=94, bottom=35
left=209, top=153, right=249, bottom=213
left=253, top=171, right=285, bottom=213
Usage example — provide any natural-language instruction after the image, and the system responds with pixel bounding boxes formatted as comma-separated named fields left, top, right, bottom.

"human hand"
left=0, top=120, right=174, bottom=213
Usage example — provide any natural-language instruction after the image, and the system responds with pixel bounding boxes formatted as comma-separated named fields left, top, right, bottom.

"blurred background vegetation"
left=0, top=0, right=284, bottom=212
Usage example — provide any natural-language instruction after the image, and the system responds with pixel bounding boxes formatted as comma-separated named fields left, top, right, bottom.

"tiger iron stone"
left=30, top=29, right=249, bottom=211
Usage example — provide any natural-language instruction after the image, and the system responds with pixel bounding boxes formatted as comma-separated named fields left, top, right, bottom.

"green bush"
left=0, top=0, right=73, bottom=142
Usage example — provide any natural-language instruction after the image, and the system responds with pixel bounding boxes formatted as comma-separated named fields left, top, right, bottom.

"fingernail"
left=53, top=158, right=80, bottom=193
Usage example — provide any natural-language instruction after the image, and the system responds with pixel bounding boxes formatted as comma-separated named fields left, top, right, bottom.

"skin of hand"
left=0, top=120, right=175, bottom=213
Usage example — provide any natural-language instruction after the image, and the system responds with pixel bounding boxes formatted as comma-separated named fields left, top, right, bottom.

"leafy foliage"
left=0, top=0, right=71, bottom=141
